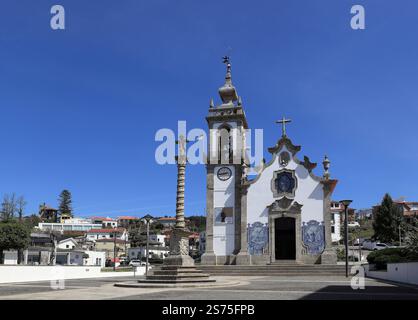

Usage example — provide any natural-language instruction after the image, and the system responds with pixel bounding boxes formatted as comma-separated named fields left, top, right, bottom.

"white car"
left=129, top=260, right=150, bottom=267
left=348, top=222, right=360, bottom=228
left=362, top=240, right=391, bottom=251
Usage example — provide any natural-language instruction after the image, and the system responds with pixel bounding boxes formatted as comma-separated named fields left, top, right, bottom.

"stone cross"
left=276, top=116, right=292, bottom=137
left=176, top=135, right=187, bottom=165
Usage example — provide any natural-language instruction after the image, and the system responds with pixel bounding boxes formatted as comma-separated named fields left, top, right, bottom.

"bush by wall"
left=367, top=248, right=418, bottom=270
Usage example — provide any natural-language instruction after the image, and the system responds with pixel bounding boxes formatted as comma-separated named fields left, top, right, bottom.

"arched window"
left=217, top=124, right=232, bottom=164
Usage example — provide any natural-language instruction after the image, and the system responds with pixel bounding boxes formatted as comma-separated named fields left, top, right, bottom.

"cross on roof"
left=276, top=116, right=292, bottom=137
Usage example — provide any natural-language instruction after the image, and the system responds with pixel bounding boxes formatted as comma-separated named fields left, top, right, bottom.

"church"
left=201, top=58, right=338, bottom=265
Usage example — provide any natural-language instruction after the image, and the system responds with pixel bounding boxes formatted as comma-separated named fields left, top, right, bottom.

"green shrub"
left=367, top=248, right=418, bottom=270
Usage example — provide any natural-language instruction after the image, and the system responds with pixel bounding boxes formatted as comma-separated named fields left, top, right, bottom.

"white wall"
left=0, top=266, right=145, bottom=284
left=213, top=165, right=235, bottom=256
left=57, top=239, right=77, bottom=250
left=247, top=146, right=324, bottom=226
left=365, top=262, right=418, bottom=285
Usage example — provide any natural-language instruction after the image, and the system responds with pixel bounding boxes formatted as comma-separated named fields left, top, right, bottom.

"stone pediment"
left=268, top=197, right=303, bottom=214
left=268, top=136, right=301, bottom=156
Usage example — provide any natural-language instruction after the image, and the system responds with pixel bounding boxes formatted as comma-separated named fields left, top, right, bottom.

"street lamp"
left=141, top=214, right=154, bottom=276
left=340, top=200, right=353, bottom=278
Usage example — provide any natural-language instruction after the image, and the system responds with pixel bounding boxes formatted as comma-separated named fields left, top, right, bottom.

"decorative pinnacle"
left=323, top=155, right=331, bottom=179
left=209, top=98, right=214, bottom=108
left=222, top=56, right=232, bottom=84
left=219, top=56, right=238, bottom=104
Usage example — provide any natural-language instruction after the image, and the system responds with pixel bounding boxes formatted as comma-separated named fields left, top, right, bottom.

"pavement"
left=0, top=275, right=417, bottom=300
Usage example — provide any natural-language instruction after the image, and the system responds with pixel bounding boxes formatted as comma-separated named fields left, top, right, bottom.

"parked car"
left=348, top=222, right=360, bottom=228
left=129, top=260, right=150, bottom=267
left=362, top=240, right=393, bottom=251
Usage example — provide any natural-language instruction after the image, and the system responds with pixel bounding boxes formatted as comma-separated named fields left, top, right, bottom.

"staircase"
left=138, top=266, right=216, bottom=284
left=196, top=263, right=346, bottom=277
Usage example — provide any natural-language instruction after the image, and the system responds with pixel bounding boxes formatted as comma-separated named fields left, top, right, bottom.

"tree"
left=373, top=194, right=403, bottom=243
left=1, top=193, right=17, bottom=221
left=58, top=190, right=73, bottom=218
left=0, top=221, right=31, bottom=264
left=17, top=196, right=27, bottom=222
left=23, top=214, right=41, bottom=229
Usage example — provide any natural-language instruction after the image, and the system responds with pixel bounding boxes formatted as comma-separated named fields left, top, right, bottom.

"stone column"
left=163, top=154, right=194, bottom=267
left=321, top=181, right=337, bottom=264
left=175, top=162, right=186, bottom=229
left=201, top=165, right=216, bottom=265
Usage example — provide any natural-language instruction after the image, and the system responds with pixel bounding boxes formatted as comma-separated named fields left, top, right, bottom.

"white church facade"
left=201, top=58, right=338, bottom=265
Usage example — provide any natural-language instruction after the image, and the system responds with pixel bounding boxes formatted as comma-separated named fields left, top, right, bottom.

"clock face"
left=276, top=172, right=295, bottom=193
left=217, top=167, right=232, bottom=181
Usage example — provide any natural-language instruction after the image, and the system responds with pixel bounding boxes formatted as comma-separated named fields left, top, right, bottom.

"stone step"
left=152, top=271, right=210, bottom=277
left=146, top=274, right=212, bottom=280
left=192, top=273, right=344, bottom=277
left=137, top=278, right=216, bottom=284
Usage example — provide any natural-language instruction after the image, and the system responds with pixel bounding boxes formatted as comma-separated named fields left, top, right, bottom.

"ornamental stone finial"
left=219, top=56, right=238, bottom=104
left=323, top=155, right=331, bottom=179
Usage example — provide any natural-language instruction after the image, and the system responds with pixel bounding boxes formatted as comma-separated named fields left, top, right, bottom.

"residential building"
left=330, top=201, right=343, bottom=243
left=95, top=239, right=130, bottom=261
left=157, top=217, right=177, bottom=227
left=39, top=203, right=58, bottom=222
left=356, top=208, right=373, bottom=220
left=57, top=238, right=78, bottom=250
left=117, top=216, right=140, bottom=228
left=38, top=218, right=102, bottom=233
left=91, top=216, right=118, bottom=228
left=86, top=228, right=128, bottom=241
left=373, top=200, right=418, bottom=224
left=149, top=234, right=167, bottom=246
left=128, top=245, right=169, bottom=261
left=55, top=250, right=105, bottom=267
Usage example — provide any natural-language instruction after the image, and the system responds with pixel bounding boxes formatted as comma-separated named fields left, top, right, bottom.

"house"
left=149, top=234, right=167, bottom=246
left=157, top=217, right=177, bottom=227
left=57, top=238, right=78, bottom=250
left=39, top=203, right=58, bottom=222
left=55, top=250, right=105, bottom=267
left=95, top=238, right=130, bottom=261
left=38, top=219, right=102, bottom=233
left=373, top=200, right=418, bottom=224
left=91, top=216, right=118, bottom=228
left=330, top=201, right=343, bottom=243
left=86, top=228, right=128, bottom=241
left=117, top=216, right=140, bottom=228
left=128, top=246, right=169, bottom=261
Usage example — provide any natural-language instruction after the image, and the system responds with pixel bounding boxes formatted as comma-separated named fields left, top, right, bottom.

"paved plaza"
left=0, top=275, right=417, bottom=300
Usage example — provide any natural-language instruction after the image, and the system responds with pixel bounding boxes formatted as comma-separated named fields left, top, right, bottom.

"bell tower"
left=201, top=57, right=249, bottom=265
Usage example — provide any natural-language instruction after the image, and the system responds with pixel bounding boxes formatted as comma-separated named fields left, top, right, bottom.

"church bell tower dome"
left=218, top=56, right=238, bottom=106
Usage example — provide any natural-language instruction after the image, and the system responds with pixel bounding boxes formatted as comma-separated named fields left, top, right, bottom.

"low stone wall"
left=0, top=265, right=145, bottom=284
left=364, top=262, right=418, bottom=286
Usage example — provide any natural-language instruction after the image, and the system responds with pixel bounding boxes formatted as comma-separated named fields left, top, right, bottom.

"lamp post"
left=340, top=200, right=353, bottom=278
left=141, top=214, right=153, bottom=276
left=113, top=230, right=117, bottom=271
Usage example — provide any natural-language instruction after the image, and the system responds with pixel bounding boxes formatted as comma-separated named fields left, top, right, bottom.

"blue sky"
left=0, top=0, right=417, bottom=218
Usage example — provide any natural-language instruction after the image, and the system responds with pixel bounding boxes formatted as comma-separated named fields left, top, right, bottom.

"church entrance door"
left=274, top=217, right=296, bottom=260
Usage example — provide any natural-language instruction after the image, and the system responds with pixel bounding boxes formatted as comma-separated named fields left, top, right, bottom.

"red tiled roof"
left=90, top=216, right=115, bottom=221
left=158, top=217, right=176, bottom=221
left=117, top=216, right=140, bottom=220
